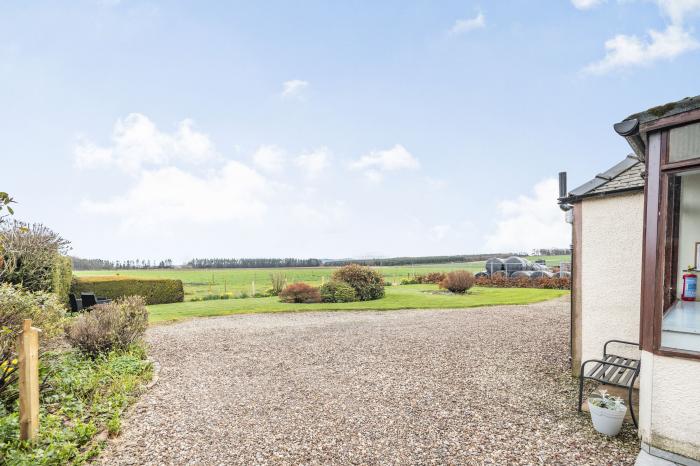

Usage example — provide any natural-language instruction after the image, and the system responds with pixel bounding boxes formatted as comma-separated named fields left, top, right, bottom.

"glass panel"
left=669, top=122, right=700, bottom=162
left=663, top=169, right=700, bottom=352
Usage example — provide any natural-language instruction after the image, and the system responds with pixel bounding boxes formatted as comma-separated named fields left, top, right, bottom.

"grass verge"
left=0, top=346, right=153, bottom=465
left=149, top=285, right=569, bottom=324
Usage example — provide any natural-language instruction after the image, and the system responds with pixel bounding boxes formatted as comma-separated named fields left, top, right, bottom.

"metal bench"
left=577, top=339, right=641, bottom=428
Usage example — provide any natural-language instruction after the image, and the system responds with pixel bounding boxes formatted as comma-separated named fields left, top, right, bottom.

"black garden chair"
left=69, top=294, right=83, bottom=312
left=578, top=339, right=641, bottom=428
left=80, top=292, right=111, bottom=309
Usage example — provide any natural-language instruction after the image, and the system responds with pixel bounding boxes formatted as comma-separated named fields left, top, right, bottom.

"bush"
left=474, top=275, right=570, bottom=290
left=0, top=221, right=71, bottom=295
left=0, top=284, right=66, bottom=402
left=439, top=270, right=475, bottom=293
left=71, top=276, right=184, bottom=305
left=269, top=272, right=286, bottom=296
left=319, top=281, right=357, bottom=303
left=331, top=264, right=385, bottom=301
left=51, top=255, right=73, bottom=305
left=66, top=296, right=149, bottom=355
left=278, top=282, right=321, bottom=303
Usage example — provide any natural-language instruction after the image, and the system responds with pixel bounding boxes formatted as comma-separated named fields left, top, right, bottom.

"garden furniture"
left=578, top=339, right=640, bottom=428
left=69, top=294, right=83, bottom=312
left=80, top=292, right=111, bottom=309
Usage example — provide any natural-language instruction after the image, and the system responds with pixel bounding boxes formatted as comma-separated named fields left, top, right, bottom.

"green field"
left=147, top=284, right=569, bottom=323
left=74, top=255, right=570, bottom=301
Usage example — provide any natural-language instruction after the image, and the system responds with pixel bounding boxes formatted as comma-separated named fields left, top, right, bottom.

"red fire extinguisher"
left=682, top=270, right=697, bottom=301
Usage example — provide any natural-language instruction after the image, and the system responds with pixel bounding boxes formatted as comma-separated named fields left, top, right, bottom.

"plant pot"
left=588, top=400, right=627, bottom=436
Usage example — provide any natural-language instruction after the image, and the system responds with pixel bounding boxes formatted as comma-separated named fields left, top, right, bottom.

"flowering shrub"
left=278, top=282, right=321, bottom=303
left=0, top=284, right=66, bottom=402
left=331, top=264, right=384, bottom=301
left=439, top=270, right=475, bottom=293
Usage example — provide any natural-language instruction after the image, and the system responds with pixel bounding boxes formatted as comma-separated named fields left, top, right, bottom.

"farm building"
left=560, top=95, right=700, bottom=465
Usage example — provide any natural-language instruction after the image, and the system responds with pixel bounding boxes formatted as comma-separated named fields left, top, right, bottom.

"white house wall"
left=639, top=350, right=700, bottom=461
left=580, top=193, right=644, bottom=363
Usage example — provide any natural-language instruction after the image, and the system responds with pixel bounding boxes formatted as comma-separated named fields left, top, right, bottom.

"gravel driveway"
left=99, top=298, right=639, bottom=465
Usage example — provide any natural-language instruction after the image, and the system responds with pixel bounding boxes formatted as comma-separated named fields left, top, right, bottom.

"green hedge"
left=70, top=276, right=184, bottom=305
left=51, top=255, right=73, bottom=306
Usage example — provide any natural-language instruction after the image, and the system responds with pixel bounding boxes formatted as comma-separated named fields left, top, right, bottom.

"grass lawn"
left=75, top=255, right=571, bottom=301
left=148, top=284, right=569, bottom=323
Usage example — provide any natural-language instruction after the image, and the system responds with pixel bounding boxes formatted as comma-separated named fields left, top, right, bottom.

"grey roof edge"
left=559, top=154, right=643, bottom=204
left=621, top=95, right=700, bottom=126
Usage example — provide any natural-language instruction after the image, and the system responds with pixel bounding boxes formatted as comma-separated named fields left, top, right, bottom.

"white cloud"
left=74, top=113, right=217, bottom=174
left=657, top=0, right=700, bottom=23
left=252, top=144, right=286, bottom=173
left=585, top=24, right=699, bottom=73
left=484, top=178, right=570, bottom=253
left=582, top=0, right=700, bottom=73
left=81, top=161, right=270, bottom=231
left=350, top=145, right=420, bottom=182
left=571, top=0, right=605, bottom=10
left=281, top=80, right=309, bottom=99
left=351, top=144, right=419, bottom=173
left=449, top=13, right=485, bottom=35
left=295, top=147, right=330, bottom=178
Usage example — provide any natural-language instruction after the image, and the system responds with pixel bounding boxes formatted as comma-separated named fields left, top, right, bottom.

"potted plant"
left=588, top=390, right=627, bottom=436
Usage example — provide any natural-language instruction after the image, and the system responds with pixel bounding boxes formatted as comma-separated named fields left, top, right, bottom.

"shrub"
left=51, top=255, right=73, bottom=305
left=66, top=296, right=149, bottom=355
left=0, top=221, right=71, bottom=295
left=439, top=270, right=475, bottom=293
left=331, top=264, right=385, bottom=301
left=0, top=284, right=66, bottom=402
left=269, top=272, right=286, bottom=296
left=71, top=276, right=184, bottom=305
left=474, top=275, right=570, bottom=290
left=319, top=281, right=357, bottom=303
left=400, top=277, right=419, bottom=285
left=278, top=282, right=321, bottom=303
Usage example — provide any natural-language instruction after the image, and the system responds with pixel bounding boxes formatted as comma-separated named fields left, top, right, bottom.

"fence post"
left=18, top=319, right=40, bottom=441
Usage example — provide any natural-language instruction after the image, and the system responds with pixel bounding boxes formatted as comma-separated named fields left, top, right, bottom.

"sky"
left=2, top=0, right=700, bottom=262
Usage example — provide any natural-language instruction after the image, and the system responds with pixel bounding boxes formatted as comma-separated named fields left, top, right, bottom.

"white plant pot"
left=588, top=400, right=627, bottom=436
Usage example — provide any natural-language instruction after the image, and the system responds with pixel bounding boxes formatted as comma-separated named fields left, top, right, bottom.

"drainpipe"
left=558, top=172, right=574, bottom=368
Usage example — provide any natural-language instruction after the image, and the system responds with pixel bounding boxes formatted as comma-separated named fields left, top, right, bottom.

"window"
left=669, top=121, right=700, bottom=163
left=661, top=169, right=700, bottom=352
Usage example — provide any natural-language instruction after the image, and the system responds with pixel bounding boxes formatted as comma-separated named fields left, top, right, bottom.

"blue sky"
left=2, top=0, right=699, bottom=262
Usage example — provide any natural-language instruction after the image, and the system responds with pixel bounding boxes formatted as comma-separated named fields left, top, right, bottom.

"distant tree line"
left=323, top=254, right=513, bottom=267
left=71, top=257, right=175, bottom=270
left=187, top=258, right=323, bottom=269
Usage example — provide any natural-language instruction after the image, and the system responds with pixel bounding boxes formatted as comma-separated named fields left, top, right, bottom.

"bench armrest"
left=604, top=339, right=639, bottom=357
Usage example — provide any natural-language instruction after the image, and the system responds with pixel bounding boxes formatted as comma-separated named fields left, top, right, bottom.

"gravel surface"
left=99, top=298, right=639, bottom=465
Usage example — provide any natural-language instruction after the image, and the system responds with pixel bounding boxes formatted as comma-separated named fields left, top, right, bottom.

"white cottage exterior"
left=562, top=96, right=700, bottom=465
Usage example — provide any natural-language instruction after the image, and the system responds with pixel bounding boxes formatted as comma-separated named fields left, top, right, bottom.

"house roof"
left=622, top=95, right=700, bottom=127
left=560, top=154, right=645, bottom=203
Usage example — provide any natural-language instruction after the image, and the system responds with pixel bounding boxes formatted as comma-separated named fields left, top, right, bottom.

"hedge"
left=51, top=255, right=73, bottom=305
left=70, top=276, right=184, bottom=305
left=474, top=275, right=570, bottom=290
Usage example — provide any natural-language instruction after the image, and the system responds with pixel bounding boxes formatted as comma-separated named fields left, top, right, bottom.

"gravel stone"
left=98, top=297, right=639, bottom=465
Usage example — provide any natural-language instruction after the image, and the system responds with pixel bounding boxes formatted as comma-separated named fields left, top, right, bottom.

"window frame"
left=642, top=118, right=700, bottom=361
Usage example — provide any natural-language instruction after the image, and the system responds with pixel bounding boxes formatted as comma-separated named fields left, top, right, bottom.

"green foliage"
left=71, top=276, right=184, bottom=305
left=331, top=264, right=385, bottom=301
left=51, top=255, right=72, bottom=305
left=439, top=270, right=475, bottom=294
left=0, top=222, right=70, bottom=295
left=269, top=272, right=286, bottom=296
left=66, top=296, right=149, bottom=356
left=319, top=281, right=357, bottom=303
left=0, top=347, right=152, bottom=465
left=278, top=282, right=321, bottom=303
left=0, top=284, right=66, bottom=403
left=0, top=193, right=14, bottom=228
left=475, top=275, right=571, bottom=290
